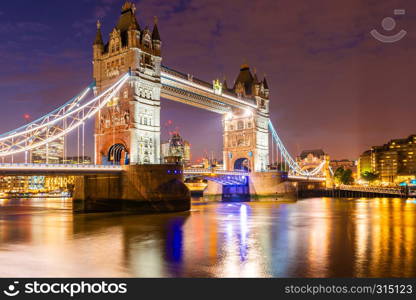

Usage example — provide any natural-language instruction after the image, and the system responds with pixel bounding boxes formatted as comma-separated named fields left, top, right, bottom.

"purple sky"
left=0, top=0, right=415, bottom=161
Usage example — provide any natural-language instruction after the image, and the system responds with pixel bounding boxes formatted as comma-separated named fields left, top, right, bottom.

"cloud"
left=0, top=22, right=50, bottom=34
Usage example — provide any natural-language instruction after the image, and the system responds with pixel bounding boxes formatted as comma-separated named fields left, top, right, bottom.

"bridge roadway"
left=0, top=163, right=122, bottom=176
left=0, top=164, right=325, bottom=182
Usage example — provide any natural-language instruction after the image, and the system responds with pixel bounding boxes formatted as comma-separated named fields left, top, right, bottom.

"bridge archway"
left=234, top=158, right=250, bottom=172
left=107, top=144, right=129, bottom=165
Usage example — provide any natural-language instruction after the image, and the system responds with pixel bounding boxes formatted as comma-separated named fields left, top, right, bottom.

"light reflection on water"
left=1, top=197, right=416, bottom=277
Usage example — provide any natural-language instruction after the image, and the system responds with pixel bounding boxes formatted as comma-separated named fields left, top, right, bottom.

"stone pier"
left=249, top=172, right=296, bottom=200
left=203, top=172, right=297, bottom=201
left=73, top=165, right=190, bottom=213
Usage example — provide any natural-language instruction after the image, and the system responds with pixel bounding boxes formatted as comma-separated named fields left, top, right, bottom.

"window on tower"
left=238, top=121, right=244, bottom=130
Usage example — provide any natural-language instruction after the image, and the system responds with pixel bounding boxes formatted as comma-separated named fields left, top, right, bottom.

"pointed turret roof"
left=253, top=68, right=259, bottom=84
left=263, top=76, right=269, bottom=89
left=109, top=2, right=140, bottom=48
left=117, top=2, right=140, bottom=32
left=233, top=63, right=254, bottom=95
left=223, top=79, right=228, bottom=90
left=152, top=16, right=161, bottom=41
left=94, top=20, right=103, bottom=45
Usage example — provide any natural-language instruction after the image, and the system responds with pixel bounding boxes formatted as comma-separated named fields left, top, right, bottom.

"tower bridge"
left=0, top=2, right=331, bottom=212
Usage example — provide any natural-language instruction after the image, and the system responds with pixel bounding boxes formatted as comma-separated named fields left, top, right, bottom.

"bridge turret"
left=252, top=68, right=261, bottom=97
left=93, top=20, right=104, bottom=49
left=222, top=78, right=229, bottom=91
left=93, top=20, right=104, bottom=82
left=262, top=76, right=269, bottom=99
left=152, top=17, right=161, bottom=56
left=233, top=63, right=254, bottom=96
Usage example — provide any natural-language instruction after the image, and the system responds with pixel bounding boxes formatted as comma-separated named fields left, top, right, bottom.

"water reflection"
left=1, top=197, right=416, bottom=277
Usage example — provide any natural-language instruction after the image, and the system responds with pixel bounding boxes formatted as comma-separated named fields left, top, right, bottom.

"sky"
left=0, top=0, right=415, bottom=161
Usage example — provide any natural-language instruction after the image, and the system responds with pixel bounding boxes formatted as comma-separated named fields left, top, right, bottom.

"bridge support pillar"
left=248, top=172, right=297, bottom=200
left=203, top=180, right=224, bottom=201
left=202, top=172, right=297, bottom=201
left=73, top=165, right=190, bottom=213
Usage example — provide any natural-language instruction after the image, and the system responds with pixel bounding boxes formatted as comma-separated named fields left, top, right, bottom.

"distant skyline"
left=0, top=0, right=415, bottom=161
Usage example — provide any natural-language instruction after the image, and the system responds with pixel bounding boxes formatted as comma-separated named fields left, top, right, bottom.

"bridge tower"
left=93, top=2, right=162, bottom=165
left=223, top=64, right=270, bottom=172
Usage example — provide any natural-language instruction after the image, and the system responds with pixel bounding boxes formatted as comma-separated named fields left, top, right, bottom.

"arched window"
left=237, top=121, right=244, bottom=130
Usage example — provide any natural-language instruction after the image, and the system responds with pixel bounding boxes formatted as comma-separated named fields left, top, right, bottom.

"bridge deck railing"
left=184, top=168, right=249, bottom=176
left=338, top=185, right=404, bottom=195
left=0, top=163, right=122, bottom=171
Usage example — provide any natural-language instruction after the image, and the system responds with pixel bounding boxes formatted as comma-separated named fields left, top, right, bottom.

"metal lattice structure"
left=0, top=74, right=129, bottom=158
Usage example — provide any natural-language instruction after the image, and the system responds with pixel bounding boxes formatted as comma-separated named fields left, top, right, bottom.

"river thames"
left=1, top=196, right=416, bottom=277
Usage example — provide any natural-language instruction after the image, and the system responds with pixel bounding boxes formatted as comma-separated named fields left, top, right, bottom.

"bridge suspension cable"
left=268, top=120, right=326, bottom=177
left=0, top=74, right=130, bottom=157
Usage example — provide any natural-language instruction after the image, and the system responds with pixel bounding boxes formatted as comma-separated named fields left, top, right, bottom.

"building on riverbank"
left=358, top=135, right=416, bottom=184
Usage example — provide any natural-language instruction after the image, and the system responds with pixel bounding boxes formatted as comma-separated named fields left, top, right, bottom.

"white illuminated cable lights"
left=0, top=86, right=92, bottom=140
left=0, top=74, right=130, bottom=157
left=268, top=120, right=325, bottom=177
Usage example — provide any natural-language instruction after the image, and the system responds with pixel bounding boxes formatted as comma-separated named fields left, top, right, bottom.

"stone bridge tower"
left=93, top=2, right=161, bottom=165
left=223, top=64, right=270, bottom=172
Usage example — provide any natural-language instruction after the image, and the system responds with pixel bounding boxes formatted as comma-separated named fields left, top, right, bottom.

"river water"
left=1, top=196, right=416, bottom=277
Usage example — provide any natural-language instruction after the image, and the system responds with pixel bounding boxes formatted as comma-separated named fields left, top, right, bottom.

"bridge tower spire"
left=93, top=2, right=162, bottom=165
left=223, top=64, right=270, bottom=172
